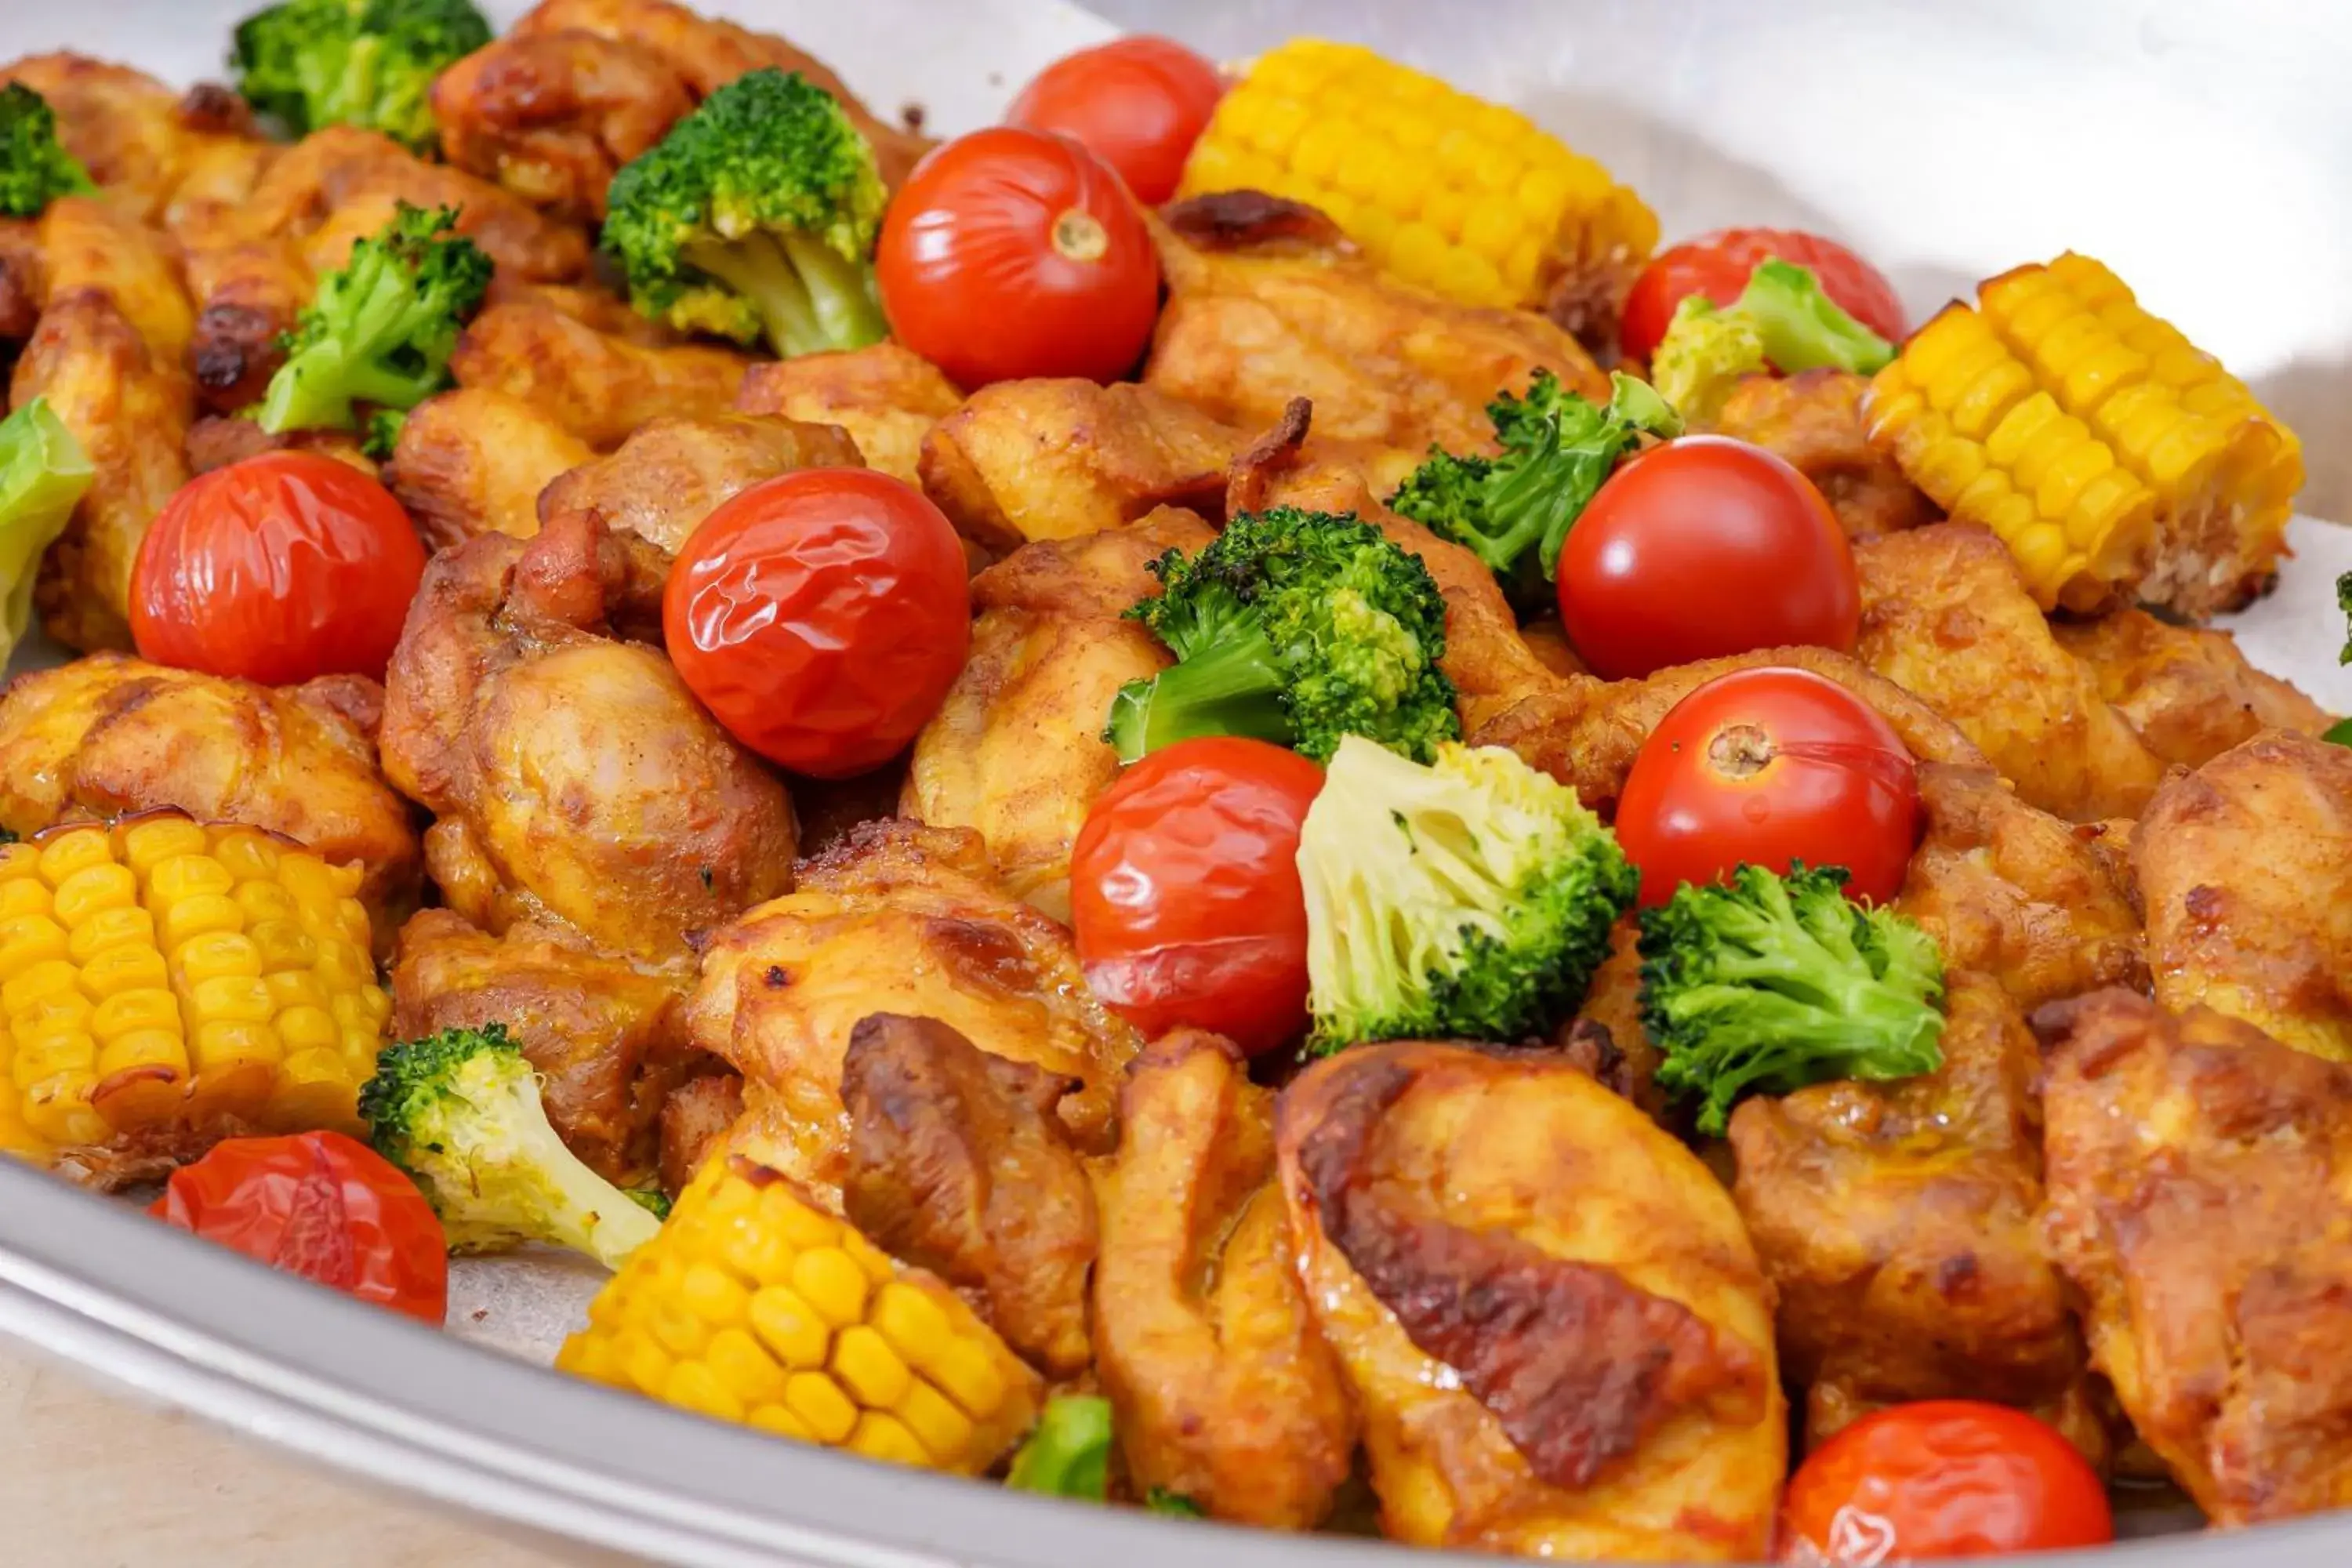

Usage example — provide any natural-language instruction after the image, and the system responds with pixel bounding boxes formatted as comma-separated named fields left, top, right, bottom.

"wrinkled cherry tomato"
left=1615, top=666, right=1919, bottom=907
left=1070, top=737, right=1323, bottom=1054
left=664, top=468, right=970, bottom=779
left=1557, top=436, right=1859, bottom=681
left=130, top=452, right=426, bottom=685
left=1780, top=1401, right=2113, bottom=1562
left=150, top=1130, right=447, bottom=1324
left=1007, top=36, right=1225, bottom=205
left=1622, top=228, right=1905, bottom=365
left=877, top=125, right=1160, bottom=389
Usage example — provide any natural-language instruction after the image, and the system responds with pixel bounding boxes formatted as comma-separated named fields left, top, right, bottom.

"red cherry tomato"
left=1007, top=36, right=1225, bottom=205
left=664, top=467, right=969, bottom=779
left=1621, top=228, right=1906, bottom=365
left=130, top=452, right=426, bottom=686
left=1070, top=737, right=1323, bottom=1055
left=1615, top=666, right=1919, bottom=908
left=877, top=125, right=1160, bottom=390
left=149, top=1131, right=448, bottom=1324
left=1779, top=1401, right=2113, bottom=1562
left=1556, top=436, right=1858, bottom=681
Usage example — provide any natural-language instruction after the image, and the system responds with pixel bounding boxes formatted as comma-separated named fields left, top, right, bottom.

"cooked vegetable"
left=1007, top=37, right=1225, bottom=205
left=361, top=407, right=406, bottom=462
left=557, top=1152, right=1044, bottom=1473
left=1865, top=252, right=2299, bottom=616
left=0, top=815, right=390, bottom=1157
left=0, top=399, right=93, bottom=670
left=0, top=82, right=93, bottom=217
left=230, top=0, right=493, bottom=149
left=1298, top=735, right=1636, bottom=1051
left=1105, top=507, right=1458, bottom=766
left=1638, top=862, right=1945, bottom=1134
left=256, top=202, right=492, bottom=437
left=1146, top=1490, right=1206, bottom=1518
left=1178, top=38, right=1656, bottom=314
left=1622, top=227, right=1904, bottom=365
left=604, top=67, right=887, bottom=359
left=359, top=1024, right=662, bottom=1269
left=1006, top=1394, right=1114, bottom=1501
left=1650, top=258, right=1895, bottom=426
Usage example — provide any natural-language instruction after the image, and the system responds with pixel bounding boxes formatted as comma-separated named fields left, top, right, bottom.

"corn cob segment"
left=1865, top=254, right=2298, bottom=616
left=558, top=1154, right=1045, bottom=1475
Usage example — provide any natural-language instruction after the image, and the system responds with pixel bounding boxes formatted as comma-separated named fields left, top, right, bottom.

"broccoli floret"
left=1145, top=1489, right=1204, bottom=1518
left=0, top=83, right=94, bottom=219
left=0, top=397, right=93, bottom=670
left=1650, top=295, right=1768, bottom=429
left=1005, top=1395, right=1112, bottom=1501
left=602, top=67, right=886, bottom=359
left=361, top=406, right=408, bottom=460
left=1639, top=862, right=1945, bottom=1134
left=256, top=202, right=491, bottom=436
left=2337, top=570, right=2351, bottom=665
left=359, top=1023, right=663, bottom=1269
left=1298, top=735, right=1637, bottom=1051
left=1653, top=257, right=1897, bottom=427
left=1389, top=368, right=1681, bottom=612
left=1104, top=507, right=1459, bottom=765
left=231, top=0, right=492, bottom=149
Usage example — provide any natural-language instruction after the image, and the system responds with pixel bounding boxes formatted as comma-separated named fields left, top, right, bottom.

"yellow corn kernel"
left=847, top=1413, right=928, bottom=1468
left=0, top=878, right=49, bottom=921
left=67, top=906, right=154, bottom=964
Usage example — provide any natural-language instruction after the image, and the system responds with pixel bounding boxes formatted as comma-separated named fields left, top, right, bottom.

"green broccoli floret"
left=1145, top=1489, right=1204, bottom=1518
left=602, top=67, right=886, bottom=359
left=0, top=84, right=94, bottom=219
left=1005, top=1395, right=1112, bottom=1501
left=361, top=406, right=408, bottom=460
left=0, top=397, right=93, bottom=670
left=256, top=202, right=490, bottom=436
left=230, top=0, right=492, bottom=149
left=2337, top=570, right=2351, bottom=665
left=1653, top=257, right=1896, bottom=427
left=359, top=1023, right=663, bottom=1269
left=1639, top=863, right=1945, bottom=1134
left=1650, top=296, right=1768, bottom=429
left=1298, top=735, right=1636, bottom=1051
left=1390, top=369, right=1681, bottom=612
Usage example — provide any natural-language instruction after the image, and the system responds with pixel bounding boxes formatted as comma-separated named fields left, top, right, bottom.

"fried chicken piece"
left=0, top=653, right=422, bottom=928
left=182, top=237, right=314, bottom=412
left=481, top=273, right=679, bottom=343
left=789, top=758, right=910, bottom=860
left=184, top=414, right=376, bottom=479
left=380, top=509, right=797, bottom=970
left=1276, top=1041, right=1783, bottom=1559
left=383, top=387, right=596, bottom=550
left=840, top=1012, right=1097, bottom=1377
left=1713, top=369, right=1936, bottom=540
left=657, top=1070, right=741, bottom=1196
left=681, top=819, right=1142, bottom=1209
left=451, top=299, right=754, bottom=448
left=2055, top=607, right=2334, bottom=769
left=0, top=220, right=43, bottom=341
left=535, top=413, right=862, bottom=554
left=432, top=31, right=694, bottom=222
left=2135, top=730, right=2352, bottom=1063
left=158, top=133, right=279, bottom=251
left=1094, top=1031, right=1356, bottom=1528
left=0, top=55, right=253, bottom=223
left=735, top=343, right=961, bottom=488
left=1855, top=524, right=2168, bottom=821
left=2037, top=989, right=2352, bottom=1524
left=34, top=197, right=193, bottom=365
left=904, top=508, right=1214, bottom=921
left=1569, top=921, right=1668, bottom=1123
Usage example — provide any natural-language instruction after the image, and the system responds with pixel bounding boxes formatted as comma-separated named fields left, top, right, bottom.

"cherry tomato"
left=1070, top=737, right=1323, bottom=1055
left=1556, top=436, right=1858, bottom=681
left=877, top=125, right=1160, bottom=390
left=149, top=1131, right=447, bottom=1324
left=1007, top=37, right=1225, bottom=205
left=1615, top=666, right=1919, bottom=908
left=130, top=452, right=426, bottom=686
left=1621, top=228, right=1906, bottom=365
left=1780, top=1401, right=2113, bottom=1562
left=665, top=467, right=970, bottom=779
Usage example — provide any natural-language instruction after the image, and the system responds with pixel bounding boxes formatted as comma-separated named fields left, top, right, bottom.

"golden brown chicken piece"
left=657, top=1070, right=742, bottom=1196
left=2038, top=989, right=2352, bottom=1524
left=1731, top=972, right=2102, bottom=1459
left=1145, top=192, right=1609, bottom=456
left=681, top=819, right=1142, bottom=1210
left=735, top=343, right=962, bottom=488
left=1094, top=1031, right=1356, bottom=1529
left=2055, top=607, right=2334, bottom=769
left=34, top=196, right=194, bottom=365
left=383, top=387, right=596, bottom=550
left=1569, top=922, right=1668, bottom=1123
left=1856, top=524, right=2169, bottom=821
left=535, top=413, right=862, bottom=554
left=380, top=509, right=797, bottom=971
left=1712, top=369, right=1936, bottom=540
left=0, top=56, right=256, bottom=222
left=158, top=133, right=279, bottom=251
left=0, top=220, right=44, bottom=341
left=182, top=237, right=314, bottom=412
left=2134, top=730, right=2352, bottom=1063
left=840, top=1012, right=1098, bottom=1377
left=432, top=31, right=695, bottom=222
left=904, top=508, right=1214, bottom=921
left=1276, top=1041, right=1783, bottom=1559
left=451, top=299, right=754, bottom=448
left=0, top=653, right=422, bottom=927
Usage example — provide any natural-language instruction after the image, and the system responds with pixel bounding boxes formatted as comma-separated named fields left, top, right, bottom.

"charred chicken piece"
left=535, top=412, right=862, bottom=554
left=735, top=343, right=961, bottom=488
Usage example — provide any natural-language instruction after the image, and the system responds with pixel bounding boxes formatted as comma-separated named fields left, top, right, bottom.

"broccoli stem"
left=256, top=256, right=444, bottom=434
left=1104, top=622, right=1298, bottom=763
left=779, top=230, right=886, bottom=355
left=688, top=232, right=884, bottom=360
left=1739, top=258, right=1895, bottom=376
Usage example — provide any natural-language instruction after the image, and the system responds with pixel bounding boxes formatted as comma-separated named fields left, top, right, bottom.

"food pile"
left=0, top=2, right=2345, bottom=1561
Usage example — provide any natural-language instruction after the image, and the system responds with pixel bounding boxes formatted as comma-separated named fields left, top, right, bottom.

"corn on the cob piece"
left=0, top=814, right=390, bottom=1168
left=1178, top=38, right=1656, bottom=327
left=558, top=1154, right=1044, bottom=1474
left=1865, top=253, right=2297, bottom=616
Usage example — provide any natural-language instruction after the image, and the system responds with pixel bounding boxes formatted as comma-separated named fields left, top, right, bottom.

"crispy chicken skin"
left=1276, top=1041, right=1783, bottom=1559
left=2054, top=607, right=2334, bottom=769
left=0, top=55, right=255, bottom=222
left=383, top=388, right=598, bottom=550
left=535, top=413, right=863, bottom=554
left=840, top=1012, right=1098, bottom=1377
left=735, top=343, right=962, bottom=488
left=380, top=509, right=797, bottom=969
left=681, top=820, right=1142, bottom=1209
left=36, top=196, right=194, bottom=365
left=451, top=299, right=754, bottom=448
left=432, top=31, right=695, bottom=222
left=1094, top=1031, right=1356, bottom=1528
left=1711, top=370, right=1936, bottom=540
left=0, top=220, right=44, bottom=341
left=1570, top=922, right=1668, bottom=1123
left=1856, top=524, right=2168, bottom=822
left=2037, top=989, right=2352, bottom=1524
left=658, top=1070, right=742, bottom=1196
left=2135, top=730, right=2352, bottom=1062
